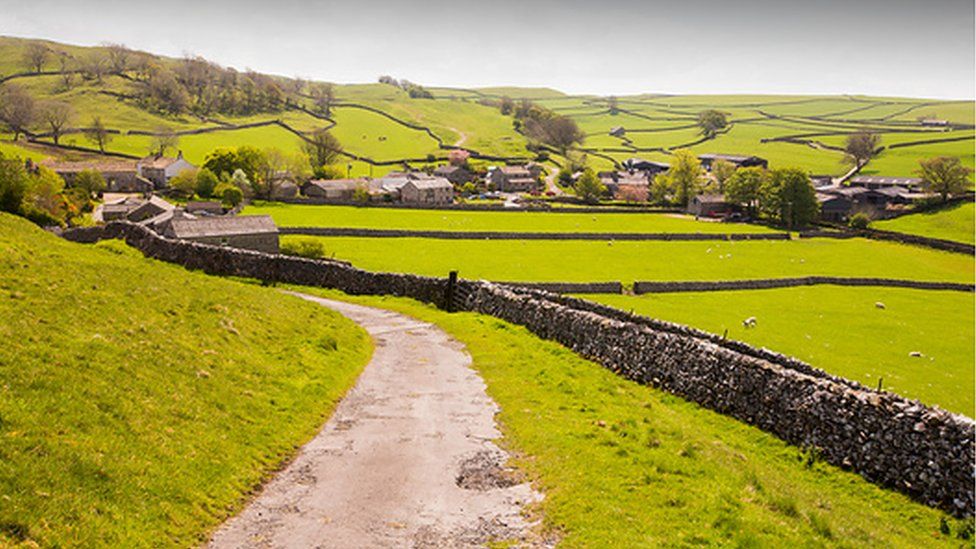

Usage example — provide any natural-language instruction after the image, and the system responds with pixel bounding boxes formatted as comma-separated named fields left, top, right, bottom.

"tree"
left=150, top=126, right=179, bottom=156
left=617, top=185, right=648, bottom=203
left=711, top=159, right=737, bottom=192
left=82, top=51, right=109, bottom=83
left=56, top=52, right=75, bottom=91
left=314, top=164, right=346, bottom=180
left=666, top=149, right=706, bottom=207
left=203, top=146, right=265, bottom=182
left=849, top=213, right=871, bottom=230
left=724, top=166, right=766, bottom=216
left=448, top=149, right=470, bottom=167
left=844, top=131, right=880, bottom=168
left=23, top=43, right=49, bottom=73
left=105, top=43, right=131, bottom=73
left=169, top=169, right=199, bottom=198
left=303, top=128, right=343, bottom=170
left=499, top=96, right=514, bottom=116
left=760, top=168, right=818, bottom=229
left=352, top=184, right=370, bottom=205
left=309, top=82, right=335, bottom=116
left=40, top=101, right=74, bottom=145
left=524, top=115, right=584, bottom=154
left=0, top=152, right=30, bottom=214
left=574, top=168, right=606, bottom=204
left=21, top=166, right=68, bottom=226
left=72, top=169, right=106, bottom=197
left=230, top=169, right=252, bottom=197
left=608, top=96, right=619, bottom=115
left=84, top=116, right=112, bottom=153
left=0, top=85, right=36, bottom=140
left=214, top=182, right=244, bottom=207
left=916, top=156, right=972, bottom=202
left=697, top=109, right=728, bottom=138
left=195, top=168, right=219, bottom=198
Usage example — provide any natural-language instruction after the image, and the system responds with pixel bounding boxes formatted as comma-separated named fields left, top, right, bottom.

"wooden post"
left=445, top=270, right=458, bottom=312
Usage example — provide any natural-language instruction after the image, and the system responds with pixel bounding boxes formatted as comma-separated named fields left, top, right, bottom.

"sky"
left=1, top=0, right=973, bottom=99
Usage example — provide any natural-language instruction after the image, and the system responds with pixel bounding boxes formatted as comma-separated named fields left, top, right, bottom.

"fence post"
left=445, top=271, right=458, bottom=312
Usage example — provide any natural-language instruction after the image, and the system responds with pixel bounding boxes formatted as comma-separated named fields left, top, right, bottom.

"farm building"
left=401, top=178, right=454, bottom=204
left=622, top=158, right=670, bottom=176
left=816, top=193, right=853, bottom=222
left=609, top=126, right=626, bottom=137
left=488, top=165, right=538, bottom=192
left=43, top=159, right=152, bottom=194
left=687, top=194, right=735, bottom=218
left=599, top=171, right=648, bottom=199
left=186, top=201, right=223, bottom=216
left=136, top=152, right=196, bottom=188
left=271, top=179, right=299, bottom=200
left=848, top=176, right=924, bottom=191
left=302, top=179, right=368, bottom=200
left=99, top=195, right=175, bottom=223
left=433, top=165, right=474, bottom=185
left=698, top=154, right=768, bottom=171
left=810, top=175, right=834, bottom=188
left=920, top=118, right=949, bottom=127
left=163, top=215, right=279, bottom=254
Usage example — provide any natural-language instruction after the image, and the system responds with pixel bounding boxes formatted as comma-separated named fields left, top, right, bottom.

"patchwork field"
left=299, top=289, right=968, bottom=547
left=281, top=236, right=975, bottom=283
left=588, top=288, right=974, bottom=415
left=244, top=203, right=778, bottom=233
left=873, top=202, right=976, bottom=244
left=0, top=213, right=372, bottom=546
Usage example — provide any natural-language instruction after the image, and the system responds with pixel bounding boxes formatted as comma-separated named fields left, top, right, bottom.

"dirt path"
left=209, top=293, right=542, bottom=548
left=450, top=127, right=468, bottom=147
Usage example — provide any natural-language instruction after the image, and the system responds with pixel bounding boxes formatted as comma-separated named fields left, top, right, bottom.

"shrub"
left=195, top=168, right=219, bottom=198
left=281, top=238, right=325, bottom=259
left=214, top=183, right=243, bottom=208
left=313, top=164, right=346, bottom=180
left=848, top=212, right=871, bottom=230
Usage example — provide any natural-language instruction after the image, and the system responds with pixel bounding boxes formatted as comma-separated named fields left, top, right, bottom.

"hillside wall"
left=62, top=222, right=975, bottom=517
left=633, top=277, right=974, bottom=293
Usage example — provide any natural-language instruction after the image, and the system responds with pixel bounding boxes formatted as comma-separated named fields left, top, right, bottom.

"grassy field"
left=873, top=202, right=975, bottom=244
left=280, top=236, right=975, bottom=283
left=0, top=213, right=372, bottom=546
left=297, top=288, right=971, bottom=547
left=244, top=203, right=778, bottom=233
left=587, top=288, right=974, bottom=416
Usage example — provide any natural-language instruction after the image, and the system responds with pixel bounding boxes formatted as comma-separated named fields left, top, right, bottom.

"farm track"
left=209, top=293, right=543, bottom=548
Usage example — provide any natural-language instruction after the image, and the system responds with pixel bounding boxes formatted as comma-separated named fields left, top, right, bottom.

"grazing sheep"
left=909, top=351, right=923, bottom=358
left=875, top=302, right=886, bottom=309
left=742, top=316, right=757, bottom=328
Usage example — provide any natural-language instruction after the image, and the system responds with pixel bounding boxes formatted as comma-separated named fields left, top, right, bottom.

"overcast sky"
left=1, top=0, right=973, bottom=99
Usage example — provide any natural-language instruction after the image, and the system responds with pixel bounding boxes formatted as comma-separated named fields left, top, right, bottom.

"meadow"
left=299, top=288, right=971, bottom=547
left=280, top=235, right=975, bottom=283
left=243, top=202, right=778, bottom=233
left=0, top=213, right=372, bottom=546
left=588, top=287, right=974, bottom=415
left=873, top=201, right=975, bottom=244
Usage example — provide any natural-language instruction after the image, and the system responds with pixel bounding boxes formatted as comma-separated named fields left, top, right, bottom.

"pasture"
left=873, top=201, right=975, bottom=244
left=279, top=236, right=975, bottom=283
left=0, top=213, right=372, bottom=546
left=243, top=203, right=778, bottom=233
left=299, top=288, right=968, bottom=547
left=588, top=288, right=974, bottom=415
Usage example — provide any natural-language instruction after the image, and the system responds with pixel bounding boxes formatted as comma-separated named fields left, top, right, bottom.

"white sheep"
left=742, top=316, right=757, bottom=328
left=875, top=302, right=886, bottom=309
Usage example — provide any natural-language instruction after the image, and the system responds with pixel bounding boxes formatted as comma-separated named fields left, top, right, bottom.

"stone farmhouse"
left=599, top=171, right=649, bottom=199
left=43, top=159, right=153, bottom=194
left=136, top=152, right=196, bottom=188
left=99, top=195, right=175, bottom=222
left=622, top=158, right=670, bottom=177
left=433, top=165, right=474, bottom=185
left=687, top=194, right=736, bottom=218
left=162, top=215, right=279, bottom=254
left=487, top=165, right=539, bottom=192
left=302, top=179, right=368, bottom=201
left=400, top=178, right=454, bottom=204
left=698, top=153, right=768, bottom=171
left=816, top=176, right=931, bottom=221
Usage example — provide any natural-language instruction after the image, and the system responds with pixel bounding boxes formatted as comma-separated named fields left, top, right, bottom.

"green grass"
left=0, top=213, right=372, bottom=546
left=280, top=236, right=975, bottom=283
left=328, top=106, right=443, bottom=161
left=587, top=288, right=974, bottom=415
left=295, top=288, right=970, bottom=547
left=243, top=203, right=778, bottom=234
left=873, top=202, right=975, bottom=244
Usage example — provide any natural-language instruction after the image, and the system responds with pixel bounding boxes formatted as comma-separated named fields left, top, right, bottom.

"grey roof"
left=406, top=177, right=453, bottom=190
left=698, top=153, right=765, bottom=163
left=307, top=179, right=365, bottom=191
left=169, top=215, right=278, bottom=239
left=693, top=193, right=729, bottom=204
left=849, top=176, right=923, bottom=186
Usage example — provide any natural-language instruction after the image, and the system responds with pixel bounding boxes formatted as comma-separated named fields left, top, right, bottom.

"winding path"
left=209, top=293, right=541, bottom=548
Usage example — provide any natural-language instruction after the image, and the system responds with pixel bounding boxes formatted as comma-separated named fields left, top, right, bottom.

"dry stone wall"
left=62, top=222, right=975, bottom=517
left=281, top=227, right=790, bottom=241
left=633, top=277, right=974, bottom=293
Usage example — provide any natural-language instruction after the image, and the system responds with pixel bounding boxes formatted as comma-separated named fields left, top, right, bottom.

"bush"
left=214, top=183, right=243, bottom=208
left=313, top=164, right=345, bottom=180
left=281, top=238, right=326, bottom=259
left=848, top=212, right=871, bottom=230
left=195, top=168, right=219, bottom=198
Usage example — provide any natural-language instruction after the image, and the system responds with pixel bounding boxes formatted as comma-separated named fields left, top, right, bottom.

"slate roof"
left=138, top=155, right=183, bottom=169
left=168, top=215, right=278, bottom=239
left=406, top=178, right=453, bottom=190
left=693, top=193, right=729, bottom=205
left=848, top=176, right=923, bottom=187
left=43, top=159, right=137, bottom=172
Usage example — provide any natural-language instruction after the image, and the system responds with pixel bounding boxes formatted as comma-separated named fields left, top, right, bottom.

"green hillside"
left=0, top=213, right=372, bottom=546
left=1, top=36, right=972, bottom=178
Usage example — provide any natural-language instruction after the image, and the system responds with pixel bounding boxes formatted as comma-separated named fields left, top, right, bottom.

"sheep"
left=742, top=316, right=757, bottom=328
left=875, top=301, right=886, bottom=309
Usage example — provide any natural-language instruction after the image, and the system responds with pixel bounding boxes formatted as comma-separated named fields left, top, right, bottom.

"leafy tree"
left=309, top=82, right=335, bottom=116
left=608, top=96, right=619, bottom=115
left=760, top=168, right=818, bottom=229
left=650, top=173, right=672, bottom=205
left=214, top=182, right=244, bottom=207
left=39, top=100, right=74, bottom=145
left=203, top=146, right=265, bottom=182
left=23, top=43, right=49, bottom=73
left=697, top=109, right=728, bottom=138
left=0, top=152, right=30, bottom=214
left=84, top=116, right=112, bottom=153
left=169, top=169, right=199, bottom=198
left=230, top=169, right=252, bottom=197
left=844, top=131, right=880, bottom=167
left=916, top=156, right=972, bottom=202
left=195, top=168, right=219, bottom=198
left=557, top=167, right=574, bottom=187
left=0, top=84, right=36, bottom=140
left=314, top=164, right=346, bottom=180
left=73, top=169, right=106, bottom=197
left=150, top=127, right=179, bottom=156
left=711, top=159, right=737, bottom=192
left=524, top=114, right=584, bottom=154
left=499, top=96, right=514, bottom=115
left=724, top=166, right=767, bottom=216
left=22, top=166, right=67, bottom=226
left=303, top=128, right=344, bottom=169
left=574, top=168, right=606, bottom=204
left=665, top=149, right=706, bottom=207
left=82, top=51, right=109, bottom=83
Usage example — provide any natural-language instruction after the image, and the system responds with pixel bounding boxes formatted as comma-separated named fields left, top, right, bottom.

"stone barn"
left=163, top=215, right=279, bottom=254
left=687, top=194, right=734, bottom=218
